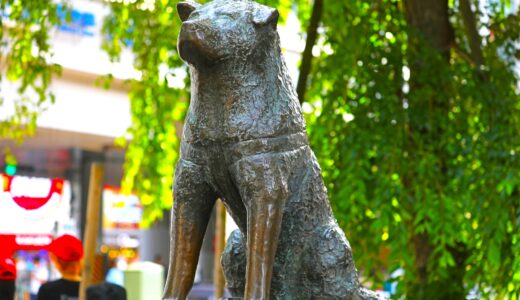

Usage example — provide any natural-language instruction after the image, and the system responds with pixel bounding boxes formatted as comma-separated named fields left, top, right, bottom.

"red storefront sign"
left=0, top=234, right=53, bottom=257
left=2, top=174, right=64, bottom=210
left=0, top=174, right=70, bottom=253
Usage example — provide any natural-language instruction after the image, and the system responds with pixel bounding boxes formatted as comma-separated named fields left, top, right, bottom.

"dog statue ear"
left=253, top=7, right=279, bottom=29
left=177, top=1, right=200, bottom=22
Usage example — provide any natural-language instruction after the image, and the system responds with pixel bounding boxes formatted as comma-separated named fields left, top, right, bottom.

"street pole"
left=79, top=163, right=104, bottom=300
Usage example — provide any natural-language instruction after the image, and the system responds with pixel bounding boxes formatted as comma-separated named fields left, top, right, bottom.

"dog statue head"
left=177, top=0, right=279, bottom=68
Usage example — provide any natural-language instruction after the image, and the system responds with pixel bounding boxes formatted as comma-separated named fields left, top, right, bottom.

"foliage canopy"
left=304, top=0, right=520, bottom=298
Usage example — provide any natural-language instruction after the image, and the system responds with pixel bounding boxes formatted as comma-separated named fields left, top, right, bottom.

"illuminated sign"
left=0, top=234, right=53, bottom=257
left=103, top=234, right=140, bottom=248
left=15, top=235, right=53, bottom=246
left=103, top=185, right=143, bottom=230
left=0, top=174, right=72, bottom=236
left=2, top=175, right=64, bottom=211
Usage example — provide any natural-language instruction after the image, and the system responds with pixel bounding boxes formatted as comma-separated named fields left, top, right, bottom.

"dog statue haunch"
left=164, top=1, right=383, bottom=299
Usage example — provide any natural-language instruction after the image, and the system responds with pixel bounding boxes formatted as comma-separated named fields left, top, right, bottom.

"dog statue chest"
left=182, top=76, right=302, bottom=144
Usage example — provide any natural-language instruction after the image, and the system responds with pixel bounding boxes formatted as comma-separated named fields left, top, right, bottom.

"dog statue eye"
left=219, top=13, right=236, bottom=21
left=188, top=11, right=200, bottom=19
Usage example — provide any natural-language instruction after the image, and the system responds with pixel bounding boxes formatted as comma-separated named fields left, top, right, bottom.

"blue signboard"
left=1, top=4, right=97, bottom=37
left=57, top=4, right=96, bottom=37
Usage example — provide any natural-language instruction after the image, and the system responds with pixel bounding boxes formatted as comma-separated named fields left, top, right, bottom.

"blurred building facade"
left=0, top=0, right=170, bottom=276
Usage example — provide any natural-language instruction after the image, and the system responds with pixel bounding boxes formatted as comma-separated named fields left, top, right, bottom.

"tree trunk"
left=403, top=0, right=453, bottom=57
left=410, top=233, right=432, bottom=299
left=402, top=0, right=463, bottom=298
left=296, top=0, right=323, bottom=104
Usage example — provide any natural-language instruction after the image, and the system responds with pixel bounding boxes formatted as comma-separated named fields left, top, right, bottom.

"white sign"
left=0, top=174, right=72, bottom=235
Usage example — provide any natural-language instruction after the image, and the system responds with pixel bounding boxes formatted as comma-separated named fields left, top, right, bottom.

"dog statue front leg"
left=163, top=159, right=217, bottom=300
left=231, top=155, right=289, bottom=300
left=245, top=189, right=286, bottom=299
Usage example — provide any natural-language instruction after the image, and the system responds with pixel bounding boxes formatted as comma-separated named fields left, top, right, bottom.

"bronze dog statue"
left=164, top=0, right=383, bottom=299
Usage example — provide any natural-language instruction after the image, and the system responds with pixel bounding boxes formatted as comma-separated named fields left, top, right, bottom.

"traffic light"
left=4, top=164, right=16, bottom=176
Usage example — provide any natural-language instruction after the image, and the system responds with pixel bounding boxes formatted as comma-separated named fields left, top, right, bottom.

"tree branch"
left=459, top=0, right=484, bottom=66
left=451, top=42, right=477, bottom=65
left=296, top=0, right=323, bottom=104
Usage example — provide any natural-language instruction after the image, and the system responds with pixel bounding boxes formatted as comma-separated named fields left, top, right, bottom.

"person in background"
left=36, top=235, right=83, bottom=300
left=152, top=254, right=163, bottom=266
left=29, top=256, right=48, bottom=300
left=105, top=257, right=125, bottom=287
left=0, top=257, right=16, bottom=300
left=86, top=282, right=126, bottom=300
left=0, top=258, right=16, bottom=300
left=153, top=254, right=167, bottom=281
